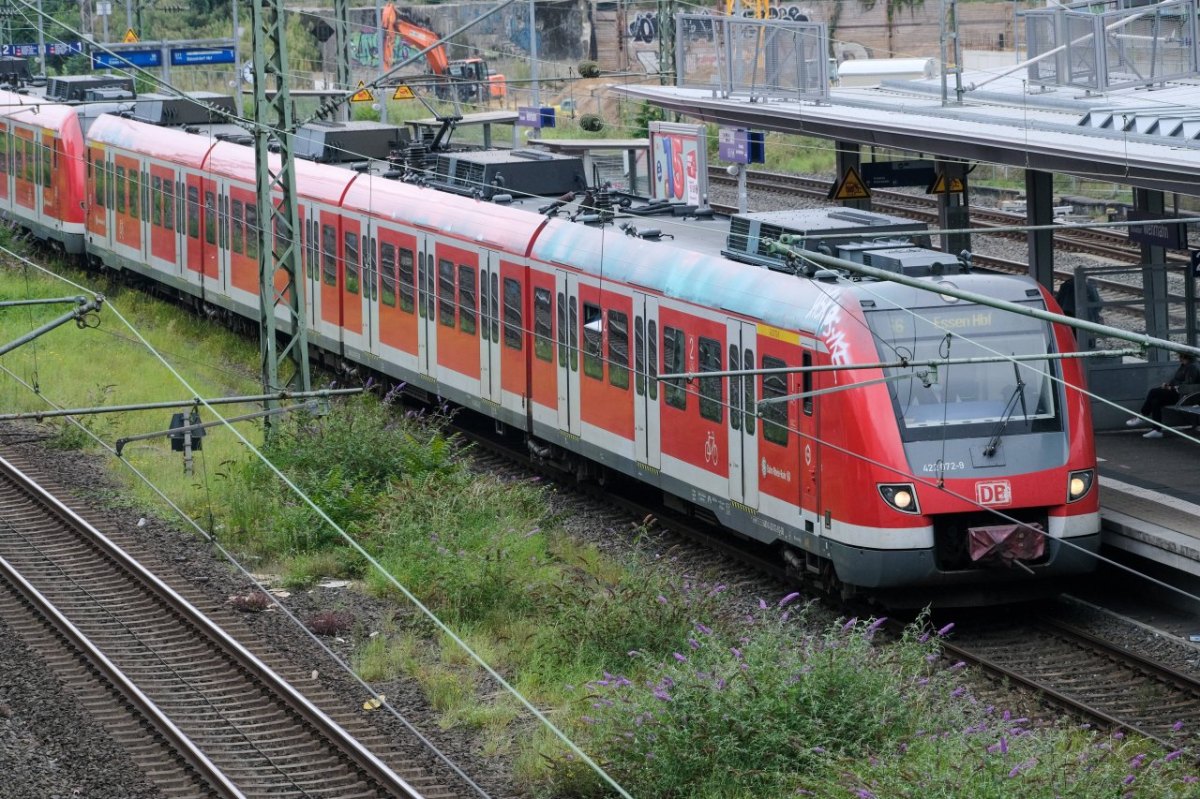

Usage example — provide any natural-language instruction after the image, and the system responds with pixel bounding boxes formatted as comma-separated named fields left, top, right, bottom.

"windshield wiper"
left=983, top=362, right=1027, bottom=457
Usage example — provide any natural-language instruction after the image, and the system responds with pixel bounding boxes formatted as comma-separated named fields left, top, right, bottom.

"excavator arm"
left=391, top=18, right=449, bottom=76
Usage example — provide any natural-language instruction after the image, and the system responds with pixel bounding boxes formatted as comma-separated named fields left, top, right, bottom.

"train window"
left=245, top=203, right=258, bottom=258
left=151, top=176, right=163, bottom=228
left=478, top=266, right=489, bottom=338
left=533, top=288, right=552, bottom=362
left=503, top=277, right=522, bottom=350
left=417, top=254, right=426, bottom=319
left=648, top=320, right=658, bottom=401
left=744, top=347, right=755, bottom=434
left=344, top=232, right=360, bottom=295
left=608, top=310, right=629, bottom=389
left=129, top=170, right=140, bottom=220
left=379, top=243, right=397, bottom=307
left=94, top=158, right=105, bottom=208
left=163, top=179, right=174, bottom=231
left=582, top=303, right=602, bottom=380
left=698, top=337, right=722, bottom=423
left=634, top=316, right=645, bottom=396
left=663, top=327, right=685, bottom=409
left=491, top=273, right=501, bottom=343
left=0, top=132, right=8, bottom=174
left=802, top=352, right=813, bottom=415
left=321, top=223, right=337, bottom=286
left=11, top=136, right=21, bottom=181
left=762, top=355, right=789, bottom=447
left=459, top=265, right=476, bottom=335
left=40, top=141, right=51, bottom=188
left=204, top=191, right=216, bottom=245
left=437, top=258, right=455, bottom=327
left=231, top=200, right=244, bottom=254
left=22, top=138, right=32, bottom=182
left=397, top=249, right=414, bottom=313
left=115, top=166, right=126, bottom=214
left=729, top=345, right=741, bottom=431
left=568, top=297, right=578, bottom=372
left=186, top=185, right=199, bottom=239
left=364, top=236, right=377, bottom=300
left=556, top=292, right=566, bottom=367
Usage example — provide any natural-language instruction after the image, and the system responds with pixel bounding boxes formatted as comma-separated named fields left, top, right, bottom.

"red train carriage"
left=68, top=110, right=1098, bottom=601
left=0, top=90, right=86, bottom=253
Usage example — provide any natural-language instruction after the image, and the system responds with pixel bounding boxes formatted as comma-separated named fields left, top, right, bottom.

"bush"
left=579, top=114, right=604, bottom=133
left=578, top=61, right=601, bottom=79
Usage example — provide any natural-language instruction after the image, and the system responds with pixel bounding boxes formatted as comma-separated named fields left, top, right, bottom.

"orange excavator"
left=382, top=3, right=506, bottom=104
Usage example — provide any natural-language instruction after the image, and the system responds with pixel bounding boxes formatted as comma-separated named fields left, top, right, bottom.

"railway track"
left=0, top=453, right=449, bottom=799
left=706, top=167, right=1189, bottom=330
left=945, top=615, right=1200, bottom=750
left=707, top=167, right=1182, bottom=267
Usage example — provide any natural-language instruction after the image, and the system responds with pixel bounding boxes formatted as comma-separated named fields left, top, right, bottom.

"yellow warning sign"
left=350, top=81, right=375, bottom=103
left=391, top=85, right=415, bottom=101
left=827, top=166, right=871, bottom=202
left=122, top=28, right=139, bottom=44
left=927, top=173, right=966, bottom=194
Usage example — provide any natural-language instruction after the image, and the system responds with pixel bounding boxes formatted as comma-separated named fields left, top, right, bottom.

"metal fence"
left=1022, top=0, right=1198, bottom=92
left=675, top=15, right=829, bottom=102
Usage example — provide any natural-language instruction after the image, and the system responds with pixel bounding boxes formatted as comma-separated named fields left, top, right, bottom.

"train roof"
left=88, top=113, right=214, bottom=165
left=341, top=174, right=547, bottom=254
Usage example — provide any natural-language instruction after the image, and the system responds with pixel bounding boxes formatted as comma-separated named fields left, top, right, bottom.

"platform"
left=1097, top=427, right=1200, bottom=577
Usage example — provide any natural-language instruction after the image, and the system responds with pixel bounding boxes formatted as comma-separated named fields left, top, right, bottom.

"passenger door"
left=479, top=250, right=502, bottom=404
left=416, top=234, right=437, bottom=377
left=633, top=293, right=661, bottom=469
left=555, top=269, right=581, bottom=437
left=727, top=319, right=759, bottom=508
left=361, top=226, right=379, bottom=358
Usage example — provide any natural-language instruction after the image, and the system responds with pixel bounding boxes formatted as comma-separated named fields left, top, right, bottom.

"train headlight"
left=878, top=483, right=920, bottom=514
left=1067, top=469, right=1094, bottom=503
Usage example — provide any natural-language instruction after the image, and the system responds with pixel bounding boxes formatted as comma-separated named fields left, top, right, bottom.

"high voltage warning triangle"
left=350, top=81, right=375, bottom=103
left=391, top=85, right=415, bottom=100
left=122, top=28, right=139, bottom=44
left=828, top=166, right=871, bottom=201
left=927, top=173, right=965, bottom=194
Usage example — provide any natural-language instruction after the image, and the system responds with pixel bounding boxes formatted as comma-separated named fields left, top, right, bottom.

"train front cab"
left=816, top=294, right=1101, bottom=601
left=0, top=102, right=87, bottom=254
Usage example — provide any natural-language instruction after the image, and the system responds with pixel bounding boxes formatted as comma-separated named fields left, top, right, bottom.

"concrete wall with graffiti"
left=593, top=0, right=1026, bottom=75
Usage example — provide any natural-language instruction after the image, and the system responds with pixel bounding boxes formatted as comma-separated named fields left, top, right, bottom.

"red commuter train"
left=0, top=91, right=1100, bottom=603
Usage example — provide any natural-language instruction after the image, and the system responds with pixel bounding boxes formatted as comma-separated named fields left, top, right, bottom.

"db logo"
left=975, top=480, right=1012, bottom=506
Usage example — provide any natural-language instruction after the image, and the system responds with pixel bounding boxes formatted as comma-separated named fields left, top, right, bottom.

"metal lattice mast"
left=251, top=0, right=311, bottom=402
left=657, top=0, right=675, bottom=85
left=334, top=0, right=350, bottom=121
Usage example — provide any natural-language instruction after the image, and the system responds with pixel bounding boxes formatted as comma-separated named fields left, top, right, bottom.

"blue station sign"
left=169, top=47, right=236, bottom=66
left=516, top=106, right=555, bottom=129
left=92, top=48, right=162, bottom=69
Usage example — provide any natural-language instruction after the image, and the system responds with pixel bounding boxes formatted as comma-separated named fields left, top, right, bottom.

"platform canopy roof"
left=613, top=72, right=1200, bottom=197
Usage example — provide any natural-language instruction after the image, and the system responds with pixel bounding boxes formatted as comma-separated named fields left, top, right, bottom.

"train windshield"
left=865, top=302, right=1060, bottom=441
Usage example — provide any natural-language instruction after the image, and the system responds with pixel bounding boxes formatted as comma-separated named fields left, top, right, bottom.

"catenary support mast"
left=251, top=0, right=311, bottom=411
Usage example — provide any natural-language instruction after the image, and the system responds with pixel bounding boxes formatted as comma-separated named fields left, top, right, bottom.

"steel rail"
left=0, top=453, right=426, bottom=799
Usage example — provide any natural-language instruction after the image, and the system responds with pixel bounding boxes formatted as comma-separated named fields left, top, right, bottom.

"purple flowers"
left=731, top=647, right=743, bottom=660
left=937, top=622, right=956, bottom=637
left=672, top=652, right=687, bottom=663
left=779, top=591, right=801, bottom=607
left=695, top=622, right=712, bottom=635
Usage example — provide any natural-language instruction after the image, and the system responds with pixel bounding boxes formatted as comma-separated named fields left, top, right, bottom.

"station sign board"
left=717, top=127, right=765, bottom=165
left=1, top=42, right=84, bottom=57
left=92, top=48, right=161, bottom=69
left=1127, top=209, right=1187, bottom=250
left=169, top=47, right=236, bottom=66
left=516, top=106, right=555, bottom=129
left=861, top=159, right=935, bottom=188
